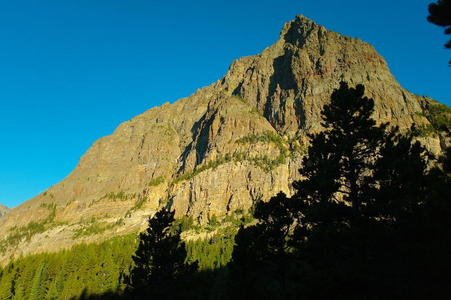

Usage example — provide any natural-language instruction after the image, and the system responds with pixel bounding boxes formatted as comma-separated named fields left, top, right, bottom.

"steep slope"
left=0, top=204, right=9, bottom=218
left=0, top=15, right=445, bottom=263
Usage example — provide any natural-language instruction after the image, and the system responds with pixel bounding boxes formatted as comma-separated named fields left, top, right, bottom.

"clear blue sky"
left=0, top=0, right=449, bottom=208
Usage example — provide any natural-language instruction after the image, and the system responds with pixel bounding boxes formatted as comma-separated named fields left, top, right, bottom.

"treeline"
left=185, top=227, right=236, bottom=270
left=0, top=235, right=136, bottom=300
left=0, top=220, right=241, bottom=299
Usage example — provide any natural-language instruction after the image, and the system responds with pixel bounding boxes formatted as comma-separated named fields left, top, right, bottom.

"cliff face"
left=0, top=15, right=445, bottom=263
left=0, top=205, right=9, bottom=218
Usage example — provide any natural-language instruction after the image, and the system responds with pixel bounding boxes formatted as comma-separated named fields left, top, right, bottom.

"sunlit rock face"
left=0, top=204, right=9, bottom=218
left=0, top=15, right=445, bottom=264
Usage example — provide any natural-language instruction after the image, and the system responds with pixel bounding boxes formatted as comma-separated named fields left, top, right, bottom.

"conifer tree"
left=127, top=207, right=196, bottom=298
left=0, top=264, right=15, bottom=300
left=294, top=82, right=386, bottom=223
left=231, top=192, right=302, bottom=299
left=233, top=192, right=298, bottom=264
left=365, top=129, right=429, bottom=221
left=29, top=261, right=48, bottom=300
left=428, top=0, right=451, bottom=63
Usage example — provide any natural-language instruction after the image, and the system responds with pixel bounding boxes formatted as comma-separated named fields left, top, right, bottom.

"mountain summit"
left=0, top=15, right=446, bottom=263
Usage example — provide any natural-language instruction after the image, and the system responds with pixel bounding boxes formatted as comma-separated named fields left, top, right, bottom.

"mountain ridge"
left=0, top=15, right=447, bottom=264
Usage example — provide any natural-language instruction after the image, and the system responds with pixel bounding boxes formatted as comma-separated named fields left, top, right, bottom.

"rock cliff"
left=0, top=205, right=9, bottom=218
left=0, top=15, right=447, bottom=263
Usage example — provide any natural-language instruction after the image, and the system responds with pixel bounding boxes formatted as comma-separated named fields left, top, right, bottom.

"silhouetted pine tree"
left=126, top=207, right=196, bottom=299
left=365, top=128, right=429, bottom=221
left=428, top=0, right=451, bottom=64
left=231, top=82, right=451, bottom=299
left=230, top=192, right=302, bottom=299
left=293, top=82, right=386, bottom=225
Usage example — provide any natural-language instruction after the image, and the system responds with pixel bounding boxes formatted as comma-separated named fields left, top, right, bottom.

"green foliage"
left=236, top=131, right=286, bottom=150
left=0, top=234, right=137, bottom=300
left=177, top=211, right=254, bottom=271
left=29, top=261, right=48, bottom=300
left=172, top=215, right=198, bottom=232
left=419, top=98, right=451, bottom=133
left=173, top=131, right=302, bottom=183
left=174, top=210, right=255, bottom=235
left=0, top=203, right=57, bottom=253
left=147, top=176, right=165, bottom=187
left=287, top=134, right=308, bottom=156
left=235, top=131, right=294, bottom=171
left=173, top=150, right=284, bottom=184
left=91, top=191, right=137, bottom=208
left=132, top=194, right=146, bottom=211
left=224, top=211, right=255, bottom=226
left=410, top=123, right=438, bottom=137
left=39, top=202, right=56, bottom=210
left=173, top=155, right=235, bottom=183
left=72, top=217, right=117, bottom=238
left=101, top=191, right=135, bottom=201
left=185, top=227, right=237, bottom=270
left=126, top=208, right=197, bottom=298
left=247, top=153, right=287, bottom=172
left=125, top=194, right=148, bottom=217
left=0, top=264, right=16, bottom=300
left=208, top=215, right=220, bottom=228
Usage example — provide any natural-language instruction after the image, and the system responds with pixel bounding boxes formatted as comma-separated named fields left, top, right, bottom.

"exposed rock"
left=0, top=204, right=9, bottom=218
left=0, top=15, right=447, bottom=264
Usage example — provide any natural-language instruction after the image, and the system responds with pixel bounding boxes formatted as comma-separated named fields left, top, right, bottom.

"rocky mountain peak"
left=0, top=15, right=446, bottom=264
left=280, top=14, right=321, bottom=45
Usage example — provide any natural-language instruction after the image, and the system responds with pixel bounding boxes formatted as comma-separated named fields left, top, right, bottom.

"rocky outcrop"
left=0, top=204, right=9, bottom=218
left=0, top=15, right=446, bottom=264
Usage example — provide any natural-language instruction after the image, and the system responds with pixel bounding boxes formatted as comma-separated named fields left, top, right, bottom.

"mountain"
left=0, top=204, right=9, bottom=218
left=0, top=15, right=447, bottom=264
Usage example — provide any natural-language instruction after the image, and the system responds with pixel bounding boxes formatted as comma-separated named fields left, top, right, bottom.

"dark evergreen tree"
left=230, top=82, right=451, bottom=299
left=230, top=82, right=388, bottom=299
left=428, top=0, right=451, bottom=63
left=294, top=82, right=386, bottom=222
left=230, top=192, right=302, bottom=299
left=240, top=193, right=297, bottom=258
left=284, top=82, right=390, bottom=298
left=127, top=207, right=196, bottom=299
left=365, top=128, right=429, bottom=221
